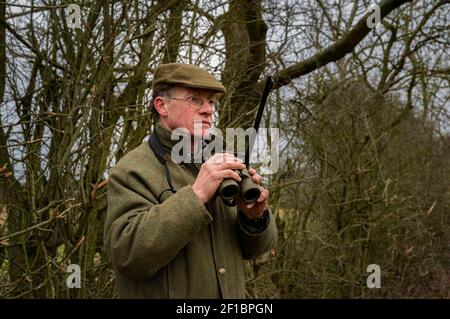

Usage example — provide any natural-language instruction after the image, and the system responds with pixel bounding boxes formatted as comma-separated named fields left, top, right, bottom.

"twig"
left=0, top=203, right=81, bottom=244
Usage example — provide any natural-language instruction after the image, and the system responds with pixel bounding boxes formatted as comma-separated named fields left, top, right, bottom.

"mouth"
left=193, top=119, right=212, bottom=130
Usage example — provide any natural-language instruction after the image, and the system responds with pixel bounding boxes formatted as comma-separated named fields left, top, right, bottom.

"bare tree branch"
left=271, top=0, right=413, bottom=90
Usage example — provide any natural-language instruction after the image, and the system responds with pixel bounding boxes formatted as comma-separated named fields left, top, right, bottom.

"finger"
left=217, top=169, right=242, bottom=182
left=251, top=174, right=262, bottom=184
left=210, top=153, right=243, bottom=164
left=246, top=202, right=255, bottom=209
left=248, top=167, right=257, bottom=175
left=257, top=187, right=269, bottom=202
left=217, top=161, right=246, bottom=171
left=227, top=153, right=244, bottom=163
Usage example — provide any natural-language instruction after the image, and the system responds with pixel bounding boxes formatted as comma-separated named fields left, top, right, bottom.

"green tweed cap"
left=152, top=63, right=226, bottom=93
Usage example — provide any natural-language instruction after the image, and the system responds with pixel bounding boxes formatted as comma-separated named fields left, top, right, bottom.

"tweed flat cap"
left=152, top=63, right=226, bottom=93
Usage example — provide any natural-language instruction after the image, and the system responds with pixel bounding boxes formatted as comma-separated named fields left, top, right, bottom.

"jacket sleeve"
left=103, top=166, right=212, bottom=280
left=237, top=209, right=278, bottom=260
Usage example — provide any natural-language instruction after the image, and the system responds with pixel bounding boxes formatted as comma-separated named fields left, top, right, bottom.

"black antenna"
left=245, top=76, right=274, bottom=167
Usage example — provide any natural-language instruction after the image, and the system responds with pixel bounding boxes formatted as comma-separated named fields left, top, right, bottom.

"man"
left=104, top=63, right=277, bottom=298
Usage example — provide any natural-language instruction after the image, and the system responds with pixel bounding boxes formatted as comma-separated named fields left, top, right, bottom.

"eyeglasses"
left=165, top=95, right=219, bottom=109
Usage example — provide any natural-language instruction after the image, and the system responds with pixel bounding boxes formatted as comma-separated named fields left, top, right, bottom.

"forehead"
left=172, top=85, right=218, bottom=98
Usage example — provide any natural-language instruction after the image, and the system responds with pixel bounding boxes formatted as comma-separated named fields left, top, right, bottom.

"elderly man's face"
left=156, top=86, right=217, bottom=138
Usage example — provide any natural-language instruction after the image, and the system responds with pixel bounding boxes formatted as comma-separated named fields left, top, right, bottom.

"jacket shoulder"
left=107, top=141, right=168, bottom=200
left=112, top=141, right=158, bottom=174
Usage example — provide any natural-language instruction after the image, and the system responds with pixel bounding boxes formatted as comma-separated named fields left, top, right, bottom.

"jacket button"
left=218, top=267, right=226, bottom=275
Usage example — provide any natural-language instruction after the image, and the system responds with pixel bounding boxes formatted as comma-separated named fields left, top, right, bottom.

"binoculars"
left=202, top=138, right=261, bottom=205
left=218, top=168, right=261, bottom=204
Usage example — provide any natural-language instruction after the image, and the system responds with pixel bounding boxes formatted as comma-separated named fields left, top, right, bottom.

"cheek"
left=183, top=112, right=196, bottom=128
left=168, top=109, right=195, bottom=130
left=169, top=108, right=183, bottom=125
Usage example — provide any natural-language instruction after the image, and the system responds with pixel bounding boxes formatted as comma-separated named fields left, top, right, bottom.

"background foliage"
left=0, top=0, right=449, bottom=298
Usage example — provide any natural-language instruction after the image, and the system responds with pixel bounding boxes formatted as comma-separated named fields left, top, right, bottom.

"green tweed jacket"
left=104, top=123, right=277, bottom=298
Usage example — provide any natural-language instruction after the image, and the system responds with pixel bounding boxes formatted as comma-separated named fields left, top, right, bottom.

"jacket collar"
left=154, top=121, right=206, bottom=166
left=154, top=121, right=179, bottom=153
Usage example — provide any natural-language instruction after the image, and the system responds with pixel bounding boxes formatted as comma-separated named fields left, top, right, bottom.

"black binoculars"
left=218, top=168, right=260, bottom=204
left=209, top=76, right=273, bottom=205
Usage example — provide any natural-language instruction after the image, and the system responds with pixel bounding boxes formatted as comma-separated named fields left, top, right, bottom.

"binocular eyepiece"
left=218, top=168, right=260, bottom=204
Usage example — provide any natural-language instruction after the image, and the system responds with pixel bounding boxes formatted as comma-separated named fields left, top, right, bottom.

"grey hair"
left=150, top=83, right=175, bottom=122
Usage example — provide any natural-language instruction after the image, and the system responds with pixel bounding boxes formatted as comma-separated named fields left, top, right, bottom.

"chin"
left=192, top=131, right=209, bottom=139
left=203, top=128, right=214, bottom=138
left=190, top=127, right=210, bottom=139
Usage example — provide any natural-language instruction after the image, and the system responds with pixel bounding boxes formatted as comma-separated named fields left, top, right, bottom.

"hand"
left=192, top=153, right=246, bottom=203
left=236, top=167, right=269, bottom=219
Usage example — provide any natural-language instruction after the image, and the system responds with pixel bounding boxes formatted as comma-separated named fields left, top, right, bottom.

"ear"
left=154, top=97, right=169, bottom=117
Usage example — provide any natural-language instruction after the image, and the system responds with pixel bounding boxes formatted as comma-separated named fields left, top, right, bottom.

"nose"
left=199, top=100, right=215, bottom=115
